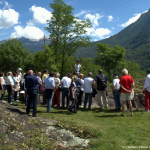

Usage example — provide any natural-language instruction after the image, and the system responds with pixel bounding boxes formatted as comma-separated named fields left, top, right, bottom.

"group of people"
left=1, top=60, right=150, bottom=117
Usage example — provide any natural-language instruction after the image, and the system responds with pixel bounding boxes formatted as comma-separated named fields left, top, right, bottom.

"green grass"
left=14, top=102, right=150, bottom=150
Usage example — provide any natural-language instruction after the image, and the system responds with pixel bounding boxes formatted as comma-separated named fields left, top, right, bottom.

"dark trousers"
left=113, top=90, right=121, bottom=110
left=84, top=93, right=93, bottom=109
left=7, top=85, right=13, bottom=103
left=14, top=92, right=17, bottom=101
left=26, top=89, right=38, bottom=115
left=77, top=90, right=83, bottom=109
left=62, top=88, right=70, bottom=107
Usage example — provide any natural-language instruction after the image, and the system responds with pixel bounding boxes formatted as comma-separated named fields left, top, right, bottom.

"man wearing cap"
left=112, top=73, right=121, bottom=110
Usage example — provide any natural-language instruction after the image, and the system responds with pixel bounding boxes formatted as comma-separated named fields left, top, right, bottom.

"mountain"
left=75, top=9, right=150, bottom=70
left=0, top=36, right=50, bottom=52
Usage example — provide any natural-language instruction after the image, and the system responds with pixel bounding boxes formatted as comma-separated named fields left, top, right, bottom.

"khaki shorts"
left=120, top=92, right=132, bottom=101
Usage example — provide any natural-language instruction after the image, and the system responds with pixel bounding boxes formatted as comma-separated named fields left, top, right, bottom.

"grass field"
left=13, top=101, right=150, bottom=150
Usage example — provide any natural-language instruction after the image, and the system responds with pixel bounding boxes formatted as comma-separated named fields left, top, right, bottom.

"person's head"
left=8, top=71, right=12, bottom=76
left=49, top=72, right=54, bottom=77
left=18, top=68, right=22, bottom=73
left=114, top=73, right=118, bottom=79
left=122, top=68, right=128, bottom=75
left=0, top=72, right=4, bottom=77
left=76, top=60, right=79, bottom=64
left=88, top=72, right=93, bottom=77
left=147, top=69, right=150, bottom=74
left=98, top=69, right=103, bottom=74
left=27, top=70, right=33, bottom=75
left=43, top=69, right=48, bottom=74
left=79, top=73, right=84, bottom=79
left=72, top=75, right=77, bottom=82
left=55, top=73, right=60, bottom=78
left=67, top=73, right=71, bottom=78
left=13, top=73, right=18, bottom=77
left=37, top=72, right=42, bottom=77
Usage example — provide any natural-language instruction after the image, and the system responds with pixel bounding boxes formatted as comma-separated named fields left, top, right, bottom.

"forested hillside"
left=76, top=9, right=150, bottom=70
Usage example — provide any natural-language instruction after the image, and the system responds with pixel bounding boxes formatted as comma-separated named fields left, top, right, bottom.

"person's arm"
left=120, top=84, right=131, bottom=93
left=10, top=82, right=14, bottom=90
left=0, top=78, right=3, bottom=90
left=71, top=86, right=75, bottom=99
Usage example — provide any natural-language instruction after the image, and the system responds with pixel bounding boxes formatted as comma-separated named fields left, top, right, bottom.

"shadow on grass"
left=6, top=107, right=26, bottom=115
left=95, top=114, right=120, bottom=118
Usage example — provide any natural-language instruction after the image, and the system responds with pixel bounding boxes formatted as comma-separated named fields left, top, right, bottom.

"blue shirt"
left=25, top=75, right=40, bottom=90
left=44, top=77, right=55, bottom=89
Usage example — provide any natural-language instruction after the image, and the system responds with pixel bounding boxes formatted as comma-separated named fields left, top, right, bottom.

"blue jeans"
left=84, top=93, right=93, bottom=109
left=113, top=90, right=121, bottom=110
left=77, top=90, right=83, bottom=109
left=7, top=85, right=13, bottom=103
left=62, top=88, right=70, bottom=107
left=45, top=89, right=54, bottom=112
left=26, top=89, right=38, bottom=115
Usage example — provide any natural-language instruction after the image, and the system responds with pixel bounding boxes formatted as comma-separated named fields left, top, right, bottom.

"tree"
left=95, top=43, right=126, bottom=80
left=45, top=0, right=92, bottom=76
left=33, top=46, right=57, bottom=73
left=0, top=39, right=30, bottom=73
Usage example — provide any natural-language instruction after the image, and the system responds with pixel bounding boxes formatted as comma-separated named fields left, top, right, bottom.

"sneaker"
left=16, top=100, right=19, bottom=102
left=10, top=102, right=14, bottom=105
left=125, top=110, right=130, bottom=112
left=143, top=109, right=149, bottom=112
left=2, top=100, right=6, bottom=103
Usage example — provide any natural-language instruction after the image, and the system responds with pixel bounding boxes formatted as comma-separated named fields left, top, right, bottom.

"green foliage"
left=45, top=0, right=92, bottom=76
left=32, top=45, right=57, bottom=73
left=0, top=39, right=30, bottom=73
left=95, top=43, right=126, bottom=80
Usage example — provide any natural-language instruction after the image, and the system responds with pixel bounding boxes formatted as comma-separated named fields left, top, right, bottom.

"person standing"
left=52, top=73, right=61, bottom=107
left=6, top=72, right=14, bottom=104
left=76, top=73, right=84, bottom=109
left=112, top=73, right=121, bottom=111
left=13, top=73, right=20, bottom=102
left=0, top=72, right=6, bottom=103
left=61, top=73, right=71, bottom=108
left=120, top=68, right=134, bottom=117
left=94, top=69, right=108, bottom=110
left=143, top=69, right=150, bottom=112
left=25, top=70, right=40, bottom=117
left=71, top=60, right=82, bottom=75
left=42, top=69, right=48, bottom=105
left=84, top=72, right=94, bottom=109
left=43, top=72, right=55, bottom=112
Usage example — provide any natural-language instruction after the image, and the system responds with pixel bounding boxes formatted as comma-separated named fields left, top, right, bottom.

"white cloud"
left=108, top=15, right=113, bottom=22
left=120, top=10, right=149, bottom=28
left=0, top=9, right=19, bottom=29
left=86, top=27, right=111, bottom=39
left=11, top=25, right=44, bottom=39
left=84, top=13, right=103, bottom=27
left=75, top=10, right=87, bottom=17
left=29, top=5, right=52, bottom=24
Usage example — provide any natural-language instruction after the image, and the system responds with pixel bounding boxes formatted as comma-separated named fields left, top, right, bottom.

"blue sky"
left=0, top=0, right=149, bottom=41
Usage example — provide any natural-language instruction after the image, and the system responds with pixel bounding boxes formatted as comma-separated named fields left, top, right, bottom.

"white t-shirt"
left=75, top=64, right=81, bottom=73
left=7, top=76, right=14, bottom=85
left=61, top=76, right=71, bottom=88
left=0, top=77, right=6, bottom=85
left=113, top=78, right=120, bottom=90
left=84, top=77, right=93, bottom=93
left=144, top=74, right=150, bottom=92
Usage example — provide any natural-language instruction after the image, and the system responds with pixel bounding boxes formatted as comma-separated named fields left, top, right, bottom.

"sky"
left=0, top=0, right=150, bottom=42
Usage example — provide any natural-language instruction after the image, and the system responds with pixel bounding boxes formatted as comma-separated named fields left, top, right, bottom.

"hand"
left=126, top=90, right=131, bottom=93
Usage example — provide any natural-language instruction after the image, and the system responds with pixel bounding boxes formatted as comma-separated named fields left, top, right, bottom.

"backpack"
left=97, top=75, right=107, bottom=90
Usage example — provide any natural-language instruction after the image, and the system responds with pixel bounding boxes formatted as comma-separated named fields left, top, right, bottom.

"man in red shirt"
left=119, top=68, right=135, bottom=117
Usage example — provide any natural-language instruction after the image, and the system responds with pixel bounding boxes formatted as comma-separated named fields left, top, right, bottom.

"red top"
left=119, top=75, right=134, bottom=93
